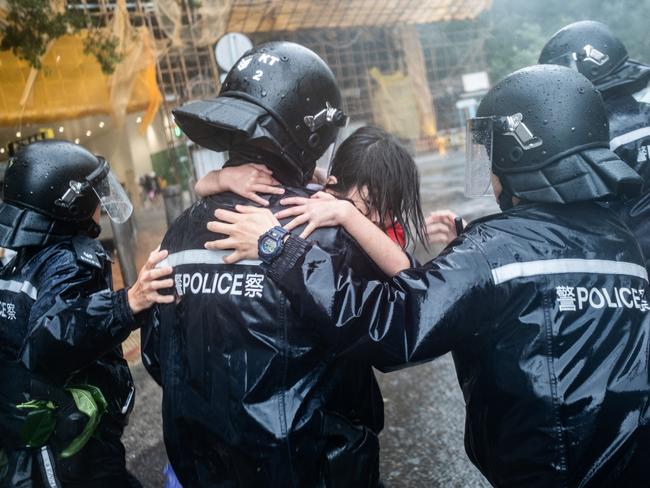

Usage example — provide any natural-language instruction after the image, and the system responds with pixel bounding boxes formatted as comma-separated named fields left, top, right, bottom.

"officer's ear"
left=326, top=175, right=338, bottom=186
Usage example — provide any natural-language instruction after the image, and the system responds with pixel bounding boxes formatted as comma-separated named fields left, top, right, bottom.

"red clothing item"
left=385, top=222, right=405, bottom=247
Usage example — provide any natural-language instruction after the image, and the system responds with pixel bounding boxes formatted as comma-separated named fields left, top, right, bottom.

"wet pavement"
left=121, top=150, right=496, bottom=487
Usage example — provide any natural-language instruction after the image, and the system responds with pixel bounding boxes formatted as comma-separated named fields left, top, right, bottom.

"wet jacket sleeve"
left=141, top=305, right=162, bottom=386
left=19, top=249, right=137, bottom=383
left=267, top=234, right=495, bottom=369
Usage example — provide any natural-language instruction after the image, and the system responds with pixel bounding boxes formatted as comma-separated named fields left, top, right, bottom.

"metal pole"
left=110, top=218, right=139, bottom=287
left=162, top=183, right=184, bottom=226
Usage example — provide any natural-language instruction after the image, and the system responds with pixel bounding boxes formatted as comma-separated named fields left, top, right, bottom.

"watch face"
left=261, top=236, right=278, bottom=255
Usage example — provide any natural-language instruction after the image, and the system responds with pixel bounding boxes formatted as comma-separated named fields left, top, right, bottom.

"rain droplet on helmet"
left=261, top=90, right=267, bottom=97
left=571, top=127, right=576, bottom=131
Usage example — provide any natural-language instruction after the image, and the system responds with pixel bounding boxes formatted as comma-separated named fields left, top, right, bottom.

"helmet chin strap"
left=80, top=220, right=101, bottom=239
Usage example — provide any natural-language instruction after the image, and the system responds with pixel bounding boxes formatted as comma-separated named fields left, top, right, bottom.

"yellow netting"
left=227, top=0, right=492, bottom=32
left=0, top=0, right=161, bottom=132
left=369, top=67, right=421, bottom=140
left=153, top=0, right=233, bottom=49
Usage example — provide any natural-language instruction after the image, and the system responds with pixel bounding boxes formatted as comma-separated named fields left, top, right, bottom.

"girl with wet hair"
left=196, top=125, right=427, bottom=276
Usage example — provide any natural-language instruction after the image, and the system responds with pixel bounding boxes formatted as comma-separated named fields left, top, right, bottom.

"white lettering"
left=258, top=53, right=279, bottom=66
left=620, top=288, right=634, bottom=308
left=201, top=273, right=211, bottom=294
left=602, top=288, right=618, bottom=308
left=576, top=287, right=589, bottom=310
left=211, top=273, right=219, bottom=293
left=218, top=273, right=232, bottom=294
left=182, top=274, right=191, bottom=294
left=589, top=288, right=605, bottom=308
left=231, top=274, right=243, bottom=296
left=190, top=273, right=202, bottom=294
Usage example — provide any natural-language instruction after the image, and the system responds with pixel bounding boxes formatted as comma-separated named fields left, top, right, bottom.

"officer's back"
left=449, top=201, right=650, bottom=487
left=143, top=189, right=384, bottom=486
left=539, top=20, right=650, bottom=269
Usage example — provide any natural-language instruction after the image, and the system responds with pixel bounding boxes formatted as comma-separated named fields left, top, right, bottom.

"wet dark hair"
left=327, top=126, right=427, bottom=248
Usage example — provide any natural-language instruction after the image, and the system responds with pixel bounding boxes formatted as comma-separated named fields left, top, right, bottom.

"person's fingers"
left=207, top=220, right=233, bottom=234
left=251, top=184, right=285, bottom=196
left=204, top=237, right=237, bottom=250
left=311, top=191, right=334, bottom=200
left=275, top=205, right=307, bottom=220
left=426, top=222, right=454, bottom=235
left=151, top=293, right=175, bottom=304
left=145, top=248, right=168, bottom=270
left=250, top=163, right=273, bottom=175
left=284, top=214, right=309, bottom=232
left=299, top=222, right=318, bottom=239
left=234, top=204, right=269, bottom=214
left=214, top=208, right=243, bottom=223
left=243, top=192, right=271, bottom=207
left=427, top=233, right=453, bottom=243
left=147, top=266, right=173, bottom=281
left=253, top=173, right=279, bottom=186
left=223, top=251, right=244, bottom=264
left=149, top=278, right=174, bottom=291
left=427, top=210, right=458, bottom=224
left=279, top=196, right=311, bottom=206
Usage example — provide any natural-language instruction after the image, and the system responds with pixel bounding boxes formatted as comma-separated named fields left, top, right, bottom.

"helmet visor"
left=91, top=169, right=133, bottom=224
left=545, top=52, right=580, bottom=70
left=465, top=117, right=494, bottom=198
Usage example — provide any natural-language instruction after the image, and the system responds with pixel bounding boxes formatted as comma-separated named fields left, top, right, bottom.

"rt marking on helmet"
left=555, top=285, right=650, bottom=312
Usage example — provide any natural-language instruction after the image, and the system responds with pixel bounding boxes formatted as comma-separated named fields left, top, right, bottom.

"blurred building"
left=0, top=0, right=491, bottom=195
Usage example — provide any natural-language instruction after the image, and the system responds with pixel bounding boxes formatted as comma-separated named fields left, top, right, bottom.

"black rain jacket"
left=141, top=189, right=386, bottom=488
left=0, top=236, right=140, bottom=488
left=266, top=202, right=650, bottom=487
left=604, top=75, right=650, bottom=270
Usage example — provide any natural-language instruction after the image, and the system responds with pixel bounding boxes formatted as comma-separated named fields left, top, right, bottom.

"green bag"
left=60, top=385, right=108, bottom=458
left=14, top=384, right=107, bottom=458
left=15, top=399, right=57, bottom=448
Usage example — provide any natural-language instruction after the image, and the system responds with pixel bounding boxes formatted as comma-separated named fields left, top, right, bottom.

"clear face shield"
left=89, top=158, right=133, bottom=223
left=465, top=117, right=494, bottom=198
left=56, top=157, right=134, bottom=223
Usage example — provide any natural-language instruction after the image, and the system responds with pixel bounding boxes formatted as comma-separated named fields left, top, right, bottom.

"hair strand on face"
left=327, top=126, right=428, bottom=250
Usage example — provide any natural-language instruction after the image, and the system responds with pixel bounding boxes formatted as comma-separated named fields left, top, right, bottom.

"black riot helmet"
left=539, top=21, right=650, bottom=92
left=173, top=41, right=348, bottom=186
left=0, top=140, right=133, bottom=247
left=466, top=65, right=642, bottom=210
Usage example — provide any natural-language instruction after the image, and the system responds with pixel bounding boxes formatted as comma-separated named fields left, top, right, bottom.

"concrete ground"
left=119, top=151, right=494, bottom=486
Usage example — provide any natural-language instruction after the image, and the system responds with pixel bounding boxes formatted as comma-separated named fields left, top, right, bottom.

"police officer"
left=211, top=65, right=650, bottom=486
left=539, top=20, right=650, bottom=268
left=0, top=140, right=173, bottom=487
left=142, top=42, right=386, bottom=487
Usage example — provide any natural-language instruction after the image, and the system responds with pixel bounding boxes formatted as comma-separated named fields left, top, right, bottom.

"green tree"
left=0, top=0, right=122, bottom=74
left=483, top=0, right=650, bottom=83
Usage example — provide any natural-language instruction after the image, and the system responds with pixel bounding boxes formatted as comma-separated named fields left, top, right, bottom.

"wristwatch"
left=258, top=226, right=290, bottom=264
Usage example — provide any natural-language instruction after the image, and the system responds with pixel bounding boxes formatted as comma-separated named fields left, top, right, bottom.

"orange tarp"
left=0, top=30, right=161, bottom=131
